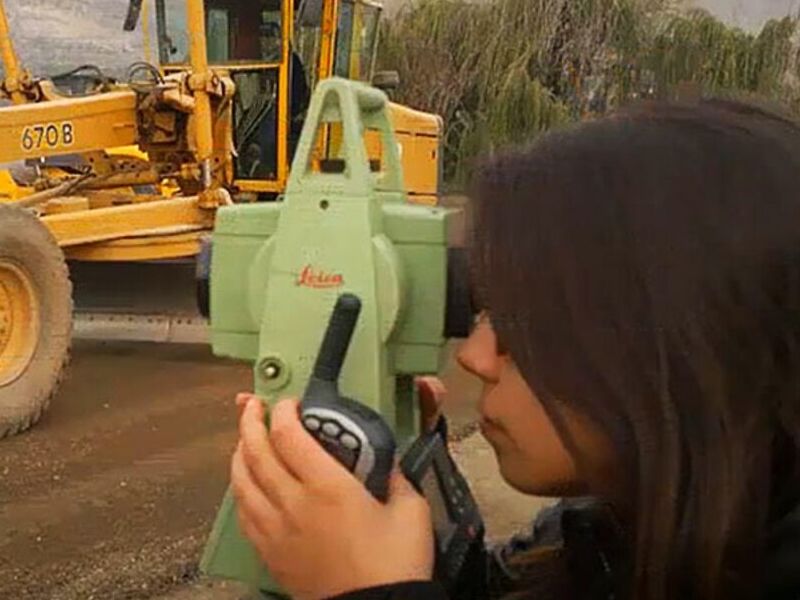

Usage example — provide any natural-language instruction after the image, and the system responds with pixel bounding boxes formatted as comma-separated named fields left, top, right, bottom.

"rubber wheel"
left=0, top=205, right=72, bottom=439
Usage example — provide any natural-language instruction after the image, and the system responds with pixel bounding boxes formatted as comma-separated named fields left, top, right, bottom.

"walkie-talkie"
left=300, top=293, right=397, bottom=502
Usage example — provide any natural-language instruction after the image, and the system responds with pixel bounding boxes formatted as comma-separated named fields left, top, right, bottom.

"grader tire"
left=0, top=205, right=72, bottom=439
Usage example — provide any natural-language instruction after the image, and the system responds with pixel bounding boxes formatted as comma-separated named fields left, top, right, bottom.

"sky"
left=384, top=0, right=800, bottom=30
left=694, top=0, right=800, bottom=30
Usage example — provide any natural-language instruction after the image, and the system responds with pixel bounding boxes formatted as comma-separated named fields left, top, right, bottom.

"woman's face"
left=456, top=315, right=613, bottom=497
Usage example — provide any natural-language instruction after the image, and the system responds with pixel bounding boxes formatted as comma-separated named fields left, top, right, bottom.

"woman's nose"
left=456, top=321, right=502, bottom=383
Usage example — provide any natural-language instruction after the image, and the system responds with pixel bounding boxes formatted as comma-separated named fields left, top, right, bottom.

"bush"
left=379, top=0, right=800, bottom=185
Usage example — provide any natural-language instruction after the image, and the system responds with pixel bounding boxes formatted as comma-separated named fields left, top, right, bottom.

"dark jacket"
left=329, top=497, right=800, bottom=600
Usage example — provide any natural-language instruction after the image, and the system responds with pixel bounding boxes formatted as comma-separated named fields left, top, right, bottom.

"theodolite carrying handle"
left=286, top=77, right=405, bottom=199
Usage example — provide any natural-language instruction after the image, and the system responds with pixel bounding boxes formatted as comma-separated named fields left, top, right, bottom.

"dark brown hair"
left=470, top=98, right=800, bottom=599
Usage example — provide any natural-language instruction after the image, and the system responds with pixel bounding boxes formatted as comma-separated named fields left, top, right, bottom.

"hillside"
left=3, top=0, right=147, bottom=77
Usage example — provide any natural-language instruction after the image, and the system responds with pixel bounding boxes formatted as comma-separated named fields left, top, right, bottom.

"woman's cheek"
left=487, top=382, right=583, bottom=495
left=491, top=415, right=576, bottom=495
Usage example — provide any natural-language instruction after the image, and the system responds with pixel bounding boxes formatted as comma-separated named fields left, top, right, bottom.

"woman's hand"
left=231, top=395, right=435, bottom=600
left=416, top=376, right=447, bottom=433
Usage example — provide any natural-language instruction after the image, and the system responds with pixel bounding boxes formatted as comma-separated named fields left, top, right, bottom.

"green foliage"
left=648, top=9, right=799, bottom=99
left=378, top=0, right=800, bottom=185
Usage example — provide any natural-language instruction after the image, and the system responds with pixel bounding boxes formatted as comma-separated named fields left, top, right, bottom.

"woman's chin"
left=500, top=467, right=562, bottom=496
left=479, top=420, right=561, bottom=496
left=495, top=460, right=541, bottom=495
left=490, top=447, right=579, bottom=497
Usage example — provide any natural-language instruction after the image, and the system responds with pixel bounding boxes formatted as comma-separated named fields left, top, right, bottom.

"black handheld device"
left=303, top=294, right=485, bottom=592
left=300, top=293, right=397, bottom=502
left=401, top=419, right=487, bottom=599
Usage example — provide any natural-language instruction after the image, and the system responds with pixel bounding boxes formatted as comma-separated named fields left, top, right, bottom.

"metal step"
left=68, top=259, right=210, bottom=344
left=73, top=311, right=209, bottom=344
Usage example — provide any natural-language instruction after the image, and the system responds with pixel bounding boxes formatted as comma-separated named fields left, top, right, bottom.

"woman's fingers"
left=231, top=443, right=281, bottom=539
left=239, top=397, right=301, bottom=507
left=416, top=376, right=447, bottom=432
left=268, top=398, right=360, bottom=489
left=387, top=466, right=421, bottom=503
left=236, top=392, right=255, bottom=408
left=235, top=392, right=260, bottom=421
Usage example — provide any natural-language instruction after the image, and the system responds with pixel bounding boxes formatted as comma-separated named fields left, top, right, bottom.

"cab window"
left=158, top=0, right=283, bottom=65
left=333, top=1, right=381, bottom=82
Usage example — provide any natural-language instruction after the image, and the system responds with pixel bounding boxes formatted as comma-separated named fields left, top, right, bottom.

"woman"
left=230, top=98, right=800, bottom=600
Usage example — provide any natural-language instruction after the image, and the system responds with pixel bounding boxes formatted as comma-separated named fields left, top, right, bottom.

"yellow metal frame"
left=187, top=0, right=215, bottom=185
left=158, top=0, right=295, bottom=195
left=276, top=0, right=294, bottom=190
left=221, top=0, right=293, bottom=194
left=319, top=0, right=340, bottom=81
left=167, top=61, right=283, bottom=71
left=0, top=0, right=443, bottom=264
left=42, top=196, right=213, bottom=248
left=0, top=91, right=139, bottom=163
left=65, top=232, right=204, bottom=261
left=0, top=0, right=224, bottom=262
left=143, top=0, right=392, bottom=198
left=236, top=179, right=284, bottom=194
left=0, top=0, right=26, bottom=104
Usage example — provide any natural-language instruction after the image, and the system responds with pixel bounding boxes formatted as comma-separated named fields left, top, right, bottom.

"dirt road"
left=0, top=339, right=544, bottom=599
left=1, top=339, right=533, bottom=600
left=0, top=341, right=253, bottom=599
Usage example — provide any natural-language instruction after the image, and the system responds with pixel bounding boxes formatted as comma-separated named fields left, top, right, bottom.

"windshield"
left=1, top=0, right=145, bottom=80
left=334, top=1, right=381, bottom=82
left=158, top=0, right=283, bottom=66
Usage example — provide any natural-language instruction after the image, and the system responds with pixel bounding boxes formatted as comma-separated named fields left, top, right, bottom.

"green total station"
left=199, top=77, right=473, bottom=596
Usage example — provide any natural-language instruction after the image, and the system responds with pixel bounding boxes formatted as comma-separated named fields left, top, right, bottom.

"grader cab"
left=0, top=0, right=443, bottom=438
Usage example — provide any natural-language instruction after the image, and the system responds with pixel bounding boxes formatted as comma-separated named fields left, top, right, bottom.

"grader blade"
left=69, top=260, right=209, bottom=345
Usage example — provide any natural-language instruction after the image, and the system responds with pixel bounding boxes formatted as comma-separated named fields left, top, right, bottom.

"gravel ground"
left=0, top=340, right=545, bottom=600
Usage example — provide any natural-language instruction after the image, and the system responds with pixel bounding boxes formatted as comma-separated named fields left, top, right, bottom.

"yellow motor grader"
left=0, top=0, right=443, bottom=438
